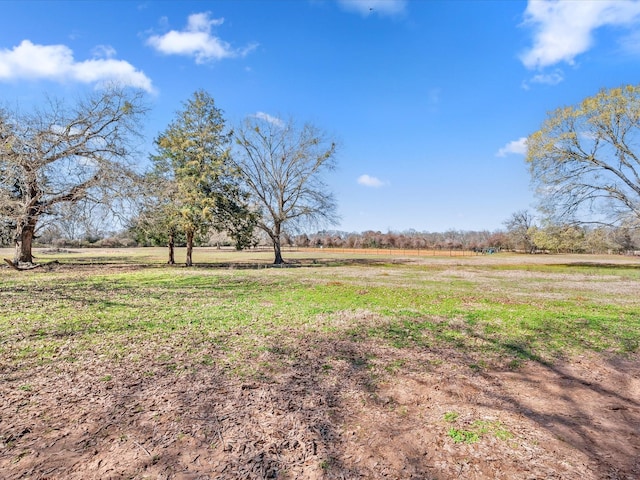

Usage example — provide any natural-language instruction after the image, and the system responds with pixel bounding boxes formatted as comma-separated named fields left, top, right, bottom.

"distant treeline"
left=6, top=222, right=639, bottom=256
left=288, top=226, right=640, bottom=255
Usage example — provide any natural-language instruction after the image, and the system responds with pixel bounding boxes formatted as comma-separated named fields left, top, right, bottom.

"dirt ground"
left=2, top=333, right=639, bottom=480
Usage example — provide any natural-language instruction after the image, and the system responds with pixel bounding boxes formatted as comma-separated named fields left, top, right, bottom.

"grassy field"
left=2, top=247, right=639, bottom=368
left=1, top=247, right=639, bottom=478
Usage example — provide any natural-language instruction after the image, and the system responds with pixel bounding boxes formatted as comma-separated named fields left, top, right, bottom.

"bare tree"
left=45, top=200, right=110, bottom=244
left=504, top=210, right=537, bottom=253
left=0, top=86, right=147, bottom=265
left=527, top=84, right=640, bottom=227
left=233, top=116, right=339, bottom=264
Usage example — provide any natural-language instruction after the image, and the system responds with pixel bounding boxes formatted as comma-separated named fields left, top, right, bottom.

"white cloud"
left=147, top=12, right=257, bottom=64
left=520, top=0, right=640, bottom=69
left=253, top=111, right=284, bottom=128
left=0, top=40, right=154, bottom=92
left=497, top=137, right=528, bottom=157
left=522, top=69, right=564, bottom=89
left=529, top=70, right=564, bottom=85
left=91, top=44, right=117, bottom=59
left=337, top=0, right=407, bottom=16
left=357, top=174, right=385, bottom=187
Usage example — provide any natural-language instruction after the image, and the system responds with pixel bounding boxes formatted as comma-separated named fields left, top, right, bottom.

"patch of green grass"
left=446, top=418, right=513, bottom=444
left=468, top=360, right=487, bottom=371
left=443, top=411, right=459, bottom=422
left=384, top=358, right=406, bottom=373
left=488, top=423, right=514, bottom=441
left=448, top=428, right=480, bottom=444
left=319, top=458, right=332, bottom=471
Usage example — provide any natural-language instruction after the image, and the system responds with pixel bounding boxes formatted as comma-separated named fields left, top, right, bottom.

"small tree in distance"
left=504, top=210, right=537, bottom=253
left=233, top=115, right=339, bottom=264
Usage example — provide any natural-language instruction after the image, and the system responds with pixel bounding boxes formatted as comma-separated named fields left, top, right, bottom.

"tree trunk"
left=272, top=225, right=284, bottom=265
left=14, top=217, right=37, bottom=264
left=167, top=231, right=176, bottom=265
left=185, top=230, right=194, bottom=267
left=273, top=241, right=283, bottom=264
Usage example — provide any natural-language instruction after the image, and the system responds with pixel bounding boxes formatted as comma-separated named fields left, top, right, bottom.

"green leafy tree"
left=527, top=84, right=640, bottom=227
left=584, top=227, right=613, bottom=254
left=533, top=223, right=586, bottom=253
left=0, top=86, right=147, bottom=266
left=559, top=225, right=585, bottom=253
left=532, top=227, right=559, bottom=253
left=150, top=90, right=253, bottom=266
left=234, top=116, right=338, bottom=264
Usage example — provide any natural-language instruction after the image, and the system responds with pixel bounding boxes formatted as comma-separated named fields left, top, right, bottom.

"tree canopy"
left=234, top=116, right=338, bottom=264
left=527, top=84, right=640, bottom=227
left=0, top=86, right=147, bottom=265
left=147, top=90, right=254, bottom=266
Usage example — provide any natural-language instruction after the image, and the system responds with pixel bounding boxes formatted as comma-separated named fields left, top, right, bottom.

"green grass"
left=1, top=250, right=639, bottom=373
left=447, top=420, right=513, bottom=444
left=443, top=411, right=460, bottom=423
left=444, top=412, right=513, bottom=444
left=447, top=427, right=480, bottom=444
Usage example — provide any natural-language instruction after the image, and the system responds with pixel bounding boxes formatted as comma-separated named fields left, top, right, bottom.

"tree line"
left=293, top=221, right=639, bottom=255
left=3, top=83, right=640, bottom=267
left=1, top=87, right=337, bottom=267
left=15, top=218, right=639, bottom=257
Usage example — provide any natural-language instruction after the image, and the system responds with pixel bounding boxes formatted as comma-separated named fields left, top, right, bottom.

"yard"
left=1, top=248, right=639, bottom=479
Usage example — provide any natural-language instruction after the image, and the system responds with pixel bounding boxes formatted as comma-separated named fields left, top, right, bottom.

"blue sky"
left=2, top=0, right=640, bottom=233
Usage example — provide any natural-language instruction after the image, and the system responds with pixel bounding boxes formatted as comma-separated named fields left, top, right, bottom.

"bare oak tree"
left=234, top=116, right=338, bottom=264
left=0, top=86, right=147, bottom=265
left=527, top=84, right=640, bottom=227
left=504, top=210, right=536, bottom=253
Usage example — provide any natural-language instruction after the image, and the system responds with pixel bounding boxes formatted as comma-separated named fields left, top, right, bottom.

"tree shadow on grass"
left=32, top=255, right=407, bottom=271
left=559, top=261, right=640, bottom=270
left=2, top=319, right=638, bottom=479
left=0, top=331, right=441, bottom=479
left=192, top=256, right=405, bottom=270
left=468, top=332, right=640, bottom=479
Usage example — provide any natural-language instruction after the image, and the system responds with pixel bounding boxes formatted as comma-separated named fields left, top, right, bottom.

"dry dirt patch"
left=1, top=335, right=638, bottom=479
